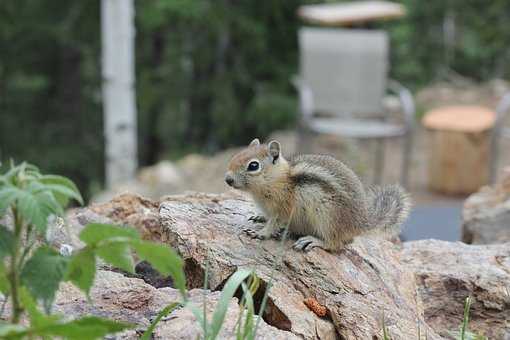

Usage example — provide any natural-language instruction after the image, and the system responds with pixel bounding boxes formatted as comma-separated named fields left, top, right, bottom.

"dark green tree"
left=1, top=0, right=509, bottom=198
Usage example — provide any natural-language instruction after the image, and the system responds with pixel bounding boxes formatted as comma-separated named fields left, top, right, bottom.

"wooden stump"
left=423, top=106, right=495, bottom=195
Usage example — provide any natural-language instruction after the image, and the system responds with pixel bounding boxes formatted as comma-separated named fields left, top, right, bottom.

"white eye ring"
left=246, top=159, right=261, bottom=173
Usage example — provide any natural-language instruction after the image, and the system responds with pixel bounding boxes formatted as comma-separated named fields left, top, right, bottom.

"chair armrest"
left=387, top=79, right=416, bottom=129
left=495, top=92, right=510, bottom=135
left=490, top=91, right=510, bottom=183
left=291, top=76, right=314, bottom=120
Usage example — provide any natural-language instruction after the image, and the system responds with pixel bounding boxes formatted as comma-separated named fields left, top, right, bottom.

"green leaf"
left=20, top=246, right=69, bottom=312
left=0, top=224, right=15, bottom=259
left=0, top=324, right=27, bottom=338
left=130, top=240, right=186, bottom=296
left=37, top=316, right=132, bottom=340
left=79, top=224, right=139, bottom=247
left=66, top=248, right=96, bottom=296
left=141, top=302, right=181, bottom=340
left=96, top=242, right=135, bottom=273
left=3, top=162, right=26, bottom=183
left=19, top=287, right=61, bottom=329
left=209, top=269, right=253, bottom=340
left=40, top=175, right=83, bottom=206
left=2, top=316, right=133, bottom=340
left=17, top=191, right=46, bottom=232
left=0, top=261, right=10, bottom=294
left=240, top=282, right=255, bottom=340
left=188, top=304, right=207, bottom=336
left=17, top=188, right=62, bottom=234
left=0, top=186, right=21, bottom=215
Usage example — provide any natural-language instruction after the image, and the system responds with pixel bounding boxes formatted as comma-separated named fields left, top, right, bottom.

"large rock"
left=462, top=168, right=510, bottom=244
left=156, top=192, right=438, bottom=340
left=59, top=192, right=510, bottom=339
left=68, top=193, right=439, bottom=339
left=401, top=240, right=510, bottom=339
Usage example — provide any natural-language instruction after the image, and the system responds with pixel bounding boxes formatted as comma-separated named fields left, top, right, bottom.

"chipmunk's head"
left=225, top=138, right=288, bottom=192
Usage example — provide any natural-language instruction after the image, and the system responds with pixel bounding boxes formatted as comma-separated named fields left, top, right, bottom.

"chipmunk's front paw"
left=248, top=215, right=267, bottom=223
left=271, top=227, right=287, bottom=240
left=242, top=227, right=268, bottom=240
left=293, top=236, right=325, bottom=252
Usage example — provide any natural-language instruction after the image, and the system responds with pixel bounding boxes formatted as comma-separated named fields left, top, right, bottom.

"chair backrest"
left=298, top=27, right=389, bottom=118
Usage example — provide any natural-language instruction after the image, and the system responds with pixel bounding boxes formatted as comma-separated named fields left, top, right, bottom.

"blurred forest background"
left=1, top=0, right=509, bottom=198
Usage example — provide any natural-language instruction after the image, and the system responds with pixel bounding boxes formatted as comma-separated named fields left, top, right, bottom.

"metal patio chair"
left=491, top=91, right=510, bottom=183
left=293, top=27, right=415, bottom=187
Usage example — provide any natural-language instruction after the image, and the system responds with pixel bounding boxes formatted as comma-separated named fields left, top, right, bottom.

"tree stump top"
left=422, top=105, right=496, bottom=133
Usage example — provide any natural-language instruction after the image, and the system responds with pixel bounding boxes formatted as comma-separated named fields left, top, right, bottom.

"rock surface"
left=462, top=168, right=510, bottom=244
left=55, top=192, right=510, bottom=339
left=156, top=192, right=441, bottom=340
left=104, top=193, right=439, bottom=340
left=402, top=240, right=510, bottom=339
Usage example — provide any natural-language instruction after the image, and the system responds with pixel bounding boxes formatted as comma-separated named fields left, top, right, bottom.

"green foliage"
left=0, top=162, right=272, bottom=339
left=65, top=248, right=96, bottom=296
left=183, top=269, right=258, bottom=340
left=79, top=223, right=139, bottom=245
left=0, top=163, right=153, bottom=338
left=20, top=246, right=69, bottom=312
left=0, top=225, right=15, bottom=260
left=2, top=0, right=509, bottom=193
left=1, top=315, right=133, bottom=340
left=39, top=175, right=84, bottom=206
left=140, top=302, right=181, bottom=340
left=385, top=0, right=510, bottom=86
left=235, top=275, right=260, bottom=340
left=0, top=162, right=81, bottom=235
left=96, top=242, right=135, bottom=274
left=208, top=269, right=254, bottom=339
left=0, top=262, right=10, bottom=295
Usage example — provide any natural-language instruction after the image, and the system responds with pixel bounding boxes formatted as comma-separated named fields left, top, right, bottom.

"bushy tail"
left=367, top=184, right=412, bottom=236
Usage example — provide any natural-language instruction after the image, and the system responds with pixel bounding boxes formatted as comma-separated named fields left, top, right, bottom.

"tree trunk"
left=101, top=0, right=138, bottom=188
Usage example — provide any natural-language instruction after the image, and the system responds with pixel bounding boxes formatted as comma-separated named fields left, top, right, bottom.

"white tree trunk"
left=101, top=0, right=137, bottom=188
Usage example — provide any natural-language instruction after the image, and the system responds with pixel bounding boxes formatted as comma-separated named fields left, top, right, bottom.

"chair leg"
left=373, top=138, right=385, bottom=185
left=489, top=130, right=500, bottom=184
left=401, top=132, right=413, bottom=189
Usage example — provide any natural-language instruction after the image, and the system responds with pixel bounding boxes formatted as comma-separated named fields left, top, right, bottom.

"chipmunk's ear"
left=268, top=140, right=281, bottom=163
left=249, top=138, right=260, bottom=147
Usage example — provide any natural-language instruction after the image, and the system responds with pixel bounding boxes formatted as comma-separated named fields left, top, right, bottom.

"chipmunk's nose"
left=225, top=174, right=234, bottom=186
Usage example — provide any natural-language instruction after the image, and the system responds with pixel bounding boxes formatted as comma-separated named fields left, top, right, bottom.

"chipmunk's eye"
left=247, top=161, right=260, bottom=172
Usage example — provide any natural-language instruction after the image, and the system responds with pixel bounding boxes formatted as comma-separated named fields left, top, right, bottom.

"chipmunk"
left=225, top=138, right=411, bottom=252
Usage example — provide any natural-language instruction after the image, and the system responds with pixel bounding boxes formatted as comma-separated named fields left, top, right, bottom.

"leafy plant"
left=141, top=266, right=261, bottom=340
left=0, top=161, right=267, bottom=340
left=0, top=162, right=189, bottom=339
left=0, top=161, right=274, bottom=339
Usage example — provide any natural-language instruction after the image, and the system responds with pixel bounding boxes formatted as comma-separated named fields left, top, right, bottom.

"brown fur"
left=228, top=145, right=268, bottom=172
left=225, top=139, right=411, bottom=251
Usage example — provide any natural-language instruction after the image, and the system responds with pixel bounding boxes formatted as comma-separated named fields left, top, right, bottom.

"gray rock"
left=60, top=192, right=510, bottom=339
left=401, top=240, right=510, bottom=339
left=462, top=170, right=510, bottom=244
left=156, top=192, right=439, bottom=340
